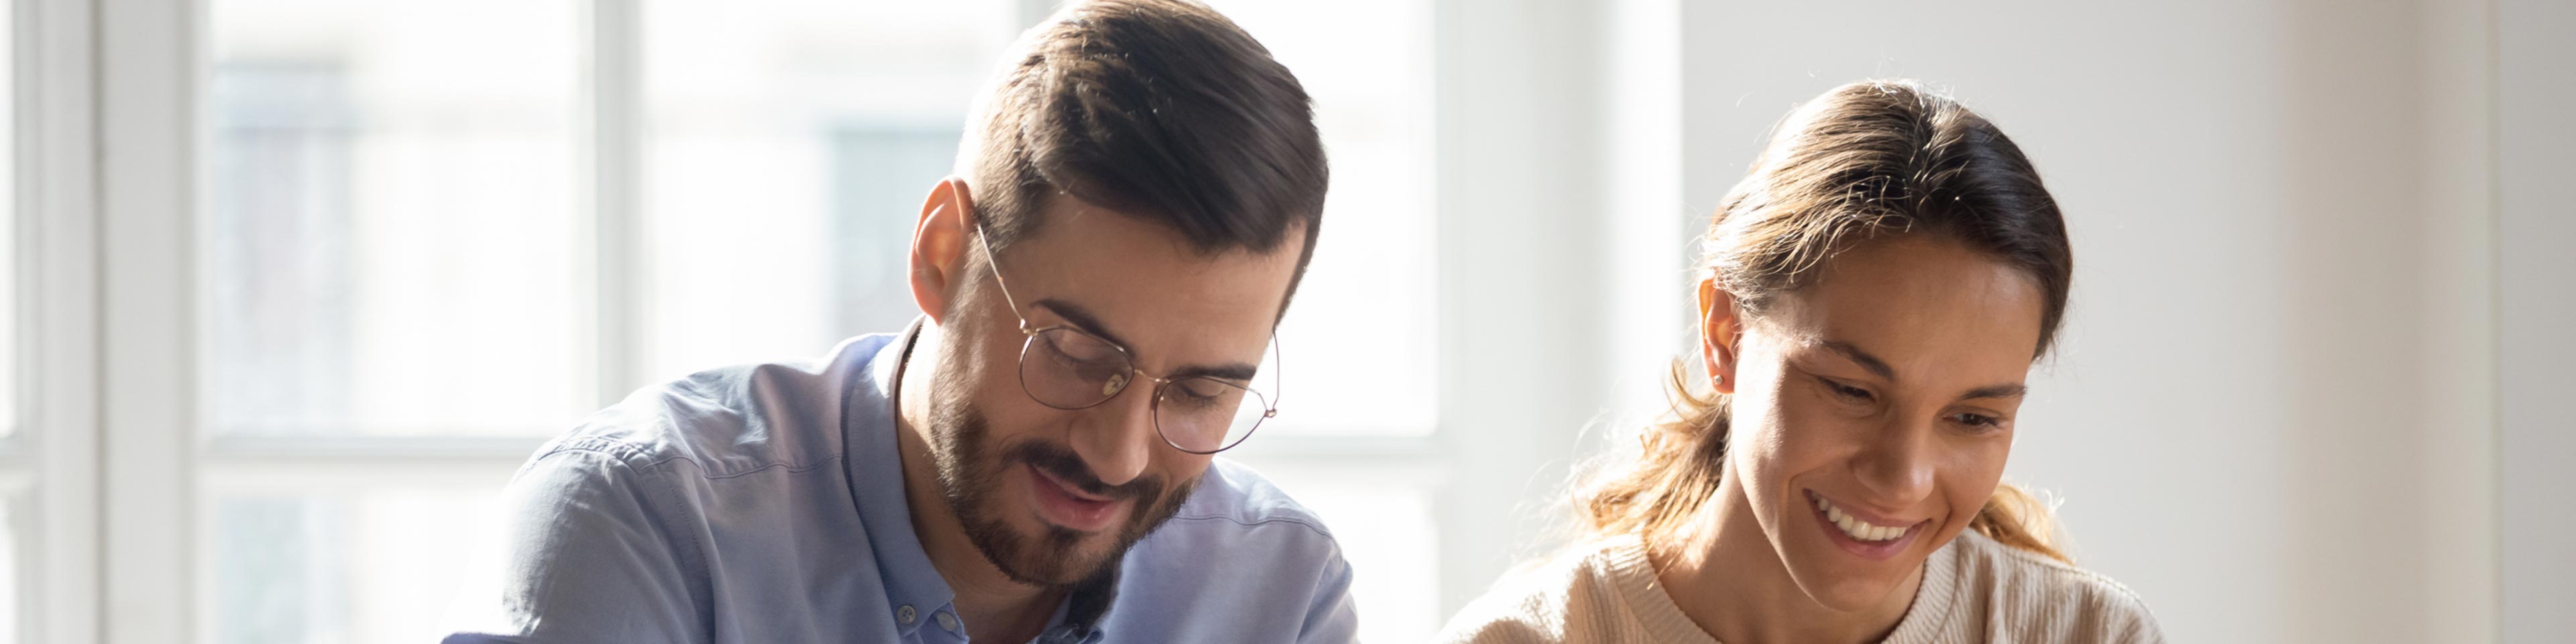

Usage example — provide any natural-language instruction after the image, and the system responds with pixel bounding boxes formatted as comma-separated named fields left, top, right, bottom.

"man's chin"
left=987, top=522, right=1123, bottom=586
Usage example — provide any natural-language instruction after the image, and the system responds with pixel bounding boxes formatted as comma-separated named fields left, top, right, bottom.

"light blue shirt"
left=443, top=329, right=1359, bottom=644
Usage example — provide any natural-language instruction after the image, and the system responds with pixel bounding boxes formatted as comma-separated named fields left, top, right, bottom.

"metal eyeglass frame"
left=970, top=221, right=1281, bottom=454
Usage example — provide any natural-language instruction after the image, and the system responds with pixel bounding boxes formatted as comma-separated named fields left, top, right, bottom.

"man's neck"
left=1653, top=474, right=1920, bottom=644
left=892, top=323, right=1067, bottom=641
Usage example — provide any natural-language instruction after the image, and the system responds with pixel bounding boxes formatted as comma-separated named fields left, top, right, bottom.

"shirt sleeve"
left=1296, top=545, right=1360, bottom=644
left=443, top=448, right=704, bottom=644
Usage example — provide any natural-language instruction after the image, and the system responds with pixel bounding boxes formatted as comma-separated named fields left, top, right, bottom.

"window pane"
left=636, top=0, right=1018, bottom=380
left=0, top=1, right=15, bottom=439
left=208, top=483, right=508, bottom=643
left=1206, top=0, right=1440, bottom=436
left=0, top=498, right=20, bottom=642
left=637, top=0, right=1439, bottom=436
left=204, top=0, right=586, bottom=436
left=1250, top=465, right=1442, bottom=643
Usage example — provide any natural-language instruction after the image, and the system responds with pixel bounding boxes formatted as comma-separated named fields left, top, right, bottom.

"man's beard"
left=924, top=392, right=1198, bottom=586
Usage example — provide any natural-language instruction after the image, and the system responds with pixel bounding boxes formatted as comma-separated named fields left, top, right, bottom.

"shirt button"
left=935, top=611, right=960, bottom=632
left=896, top=605, right=917, bottom=625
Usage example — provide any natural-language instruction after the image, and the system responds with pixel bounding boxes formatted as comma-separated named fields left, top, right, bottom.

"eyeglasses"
left=971, top=224, right=1281, bottom=454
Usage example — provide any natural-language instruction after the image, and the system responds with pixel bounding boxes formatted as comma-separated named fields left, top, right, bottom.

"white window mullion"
left=586, top=0, right=643, bottom=405
left=1429, top=0, right=1646, bottom=620
left=25, top=0, right=98, bottom=641
left=1014, top=0, right=1055, bottom=27
left=99, top=0, right=200, bottom=641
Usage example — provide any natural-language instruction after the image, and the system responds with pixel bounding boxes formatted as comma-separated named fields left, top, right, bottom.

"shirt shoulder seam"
left=1967, top=532, right=2159, bottom=610
left=536, top=435, right=850, bottom=481
left=533, top=436, right=658, bottom=468
left=1161, top=513, right=1336, bottom=540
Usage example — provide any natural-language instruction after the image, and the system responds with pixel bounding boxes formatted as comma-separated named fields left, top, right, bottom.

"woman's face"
left=1703, top=234, right=2046, bottom=611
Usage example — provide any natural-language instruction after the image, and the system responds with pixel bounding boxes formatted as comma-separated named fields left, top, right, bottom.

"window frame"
left=23, top=0, right=104, bottom=639
left=86, top=1, right=1678, bottom=642
left=99, top=0, right=193, bottom=639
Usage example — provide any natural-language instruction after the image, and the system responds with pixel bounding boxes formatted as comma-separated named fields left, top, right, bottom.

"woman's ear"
left=1698, top=278, right=1743, bottom=394
left=909, top=177, right=975, bottom=324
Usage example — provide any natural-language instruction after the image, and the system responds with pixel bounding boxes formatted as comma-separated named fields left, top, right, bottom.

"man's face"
left=924, top=195, right=1299, bottom=586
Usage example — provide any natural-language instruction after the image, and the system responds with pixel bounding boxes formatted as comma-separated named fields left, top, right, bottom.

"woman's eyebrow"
left=1820, top=340, right=1897, bottom=381
left=1958, top=383, right=2029, bottom=402
left=1819, top=339, right=2028, bottom=401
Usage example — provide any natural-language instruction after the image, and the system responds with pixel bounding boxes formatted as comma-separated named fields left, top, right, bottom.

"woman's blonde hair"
left=1580, top=80, right=2076, bottom=563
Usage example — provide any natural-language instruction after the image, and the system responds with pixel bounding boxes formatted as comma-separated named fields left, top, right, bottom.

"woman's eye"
left=1819, top=377, right=1875, bottom=402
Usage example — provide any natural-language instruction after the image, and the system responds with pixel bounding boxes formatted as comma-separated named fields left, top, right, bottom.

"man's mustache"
left=1004, top=440, right=1164, bottom=503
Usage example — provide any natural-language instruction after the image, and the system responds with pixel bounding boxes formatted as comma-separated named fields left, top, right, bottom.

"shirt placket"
left=1032, top=624, right=1104, bottom=644
left=892, top=601, right=970, bottom=644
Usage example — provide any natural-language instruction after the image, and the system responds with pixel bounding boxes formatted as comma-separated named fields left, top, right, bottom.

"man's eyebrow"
left=1171, top=362, right=1262, bottom=383
left=1033, top=299, right=1264, bottom=382
left=1033, top=299, right=1128, bottom=349
left=1820, top=340, right=1897, bottom=382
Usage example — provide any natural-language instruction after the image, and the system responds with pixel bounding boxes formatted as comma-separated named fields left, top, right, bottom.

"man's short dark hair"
left=959, top=0, right=1329, bottom=303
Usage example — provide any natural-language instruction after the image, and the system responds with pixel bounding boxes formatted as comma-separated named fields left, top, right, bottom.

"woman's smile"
left=1805, top=489, right=1927, bottom=561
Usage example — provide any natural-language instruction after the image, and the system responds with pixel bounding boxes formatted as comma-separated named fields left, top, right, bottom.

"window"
left=1194, top=1, right=1445, bottom=639
left=1208, top=0, right=1439, bottom=438
left=206, top=0, right=590, bottom=437
left=191, top=1, right=1445, bottom=643
left=633, top=0, right=1018, bottom=379
left=204, top=0, right=588, bottom=439
left=203, top=1, right=585, bottom=641
left=27, top=0, right=103, bottom=639
left=0, top=2, right=24, bottom=637
left=2, top=0, right=17, bottom=443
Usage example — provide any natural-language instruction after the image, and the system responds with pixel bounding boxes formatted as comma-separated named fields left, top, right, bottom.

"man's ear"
left=909, top=177, right=975, bottom=324
left=1698, top=278, right=1743, bottom=394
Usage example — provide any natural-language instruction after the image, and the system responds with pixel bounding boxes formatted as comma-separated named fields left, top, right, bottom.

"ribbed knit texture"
left=1435, top=530, right=2163, bottom=643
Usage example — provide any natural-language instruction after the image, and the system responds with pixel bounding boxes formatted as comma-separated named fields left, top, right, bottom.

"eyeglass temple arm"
left=1265, top=333, right=1281, bottom=411
left=969, top=222, right=1035, bottom=331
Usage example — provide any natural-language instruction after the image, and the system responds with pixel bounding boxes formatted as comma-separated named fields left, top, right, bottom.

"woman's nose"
left=1852, top=419, right=1937, bottom=504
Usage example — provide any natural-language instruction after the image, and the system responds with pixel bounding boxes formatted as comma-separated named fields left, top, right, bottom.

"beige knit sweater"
left=1435, top=530, right=2163, bottom=644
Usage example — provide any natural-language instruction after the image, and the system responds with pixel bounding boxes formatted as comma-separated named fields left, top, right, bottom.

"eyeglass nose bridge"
left=1081, top=365, right=1217, bottom=427
left=1073, top=356, right=1173, bottom=409
left=1008, top=325, right=1279, bottom=454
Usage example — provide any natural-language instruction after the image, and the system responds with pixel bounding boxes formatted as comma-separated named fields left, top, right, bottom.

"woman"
left=1438, top=80, right=2161, bottom=643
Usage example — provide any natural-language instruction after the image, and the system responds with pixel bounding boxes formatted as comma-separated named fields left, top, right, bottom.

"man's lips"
left=1027, top=464, right=1126, bottom=531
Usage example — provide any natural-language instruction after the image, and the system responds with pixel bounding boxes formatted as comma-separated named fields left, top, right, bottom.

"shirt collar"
left=1052, top=561, right=1119, bottom=639
left=842, top=318, right=955, bottom=636
left=848, top=318, right=1125, bottom=640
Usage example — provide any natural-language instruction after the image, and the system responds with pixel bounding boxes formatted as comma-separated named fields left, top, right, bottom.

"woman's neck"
left=1652, top=473, right=1922, bottom=644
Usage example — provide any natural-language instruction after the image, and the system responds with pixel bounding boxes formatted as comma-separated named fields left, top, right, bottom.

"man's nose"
left=1069, top=379, right=1158, bottom=486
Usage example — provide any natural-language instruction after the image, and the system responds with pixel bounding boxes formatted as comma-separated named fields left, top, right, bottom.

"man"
left=443, top=1, right=1352, bottom=641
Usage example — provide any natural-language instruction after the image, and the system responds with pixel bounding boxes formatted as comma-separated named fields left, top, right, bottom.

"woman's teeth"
left=1813, top=494, right=1909, bottom=542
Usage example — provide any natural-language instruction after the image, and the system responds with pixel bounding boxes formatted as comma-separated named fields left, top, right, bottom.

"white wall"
left=1433, top=0, right=1622, bottom=615
left=1427, top=0, right=1701, bottom=619
left=1646, top=1, right=2501, bottom=642
left=2500, top=0, right=2576, bottom=640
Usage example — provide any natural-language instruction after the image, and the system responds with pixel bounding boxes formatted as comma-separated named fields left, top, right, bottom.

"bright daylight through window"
left=199, top=1, right=1440, bottom=642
